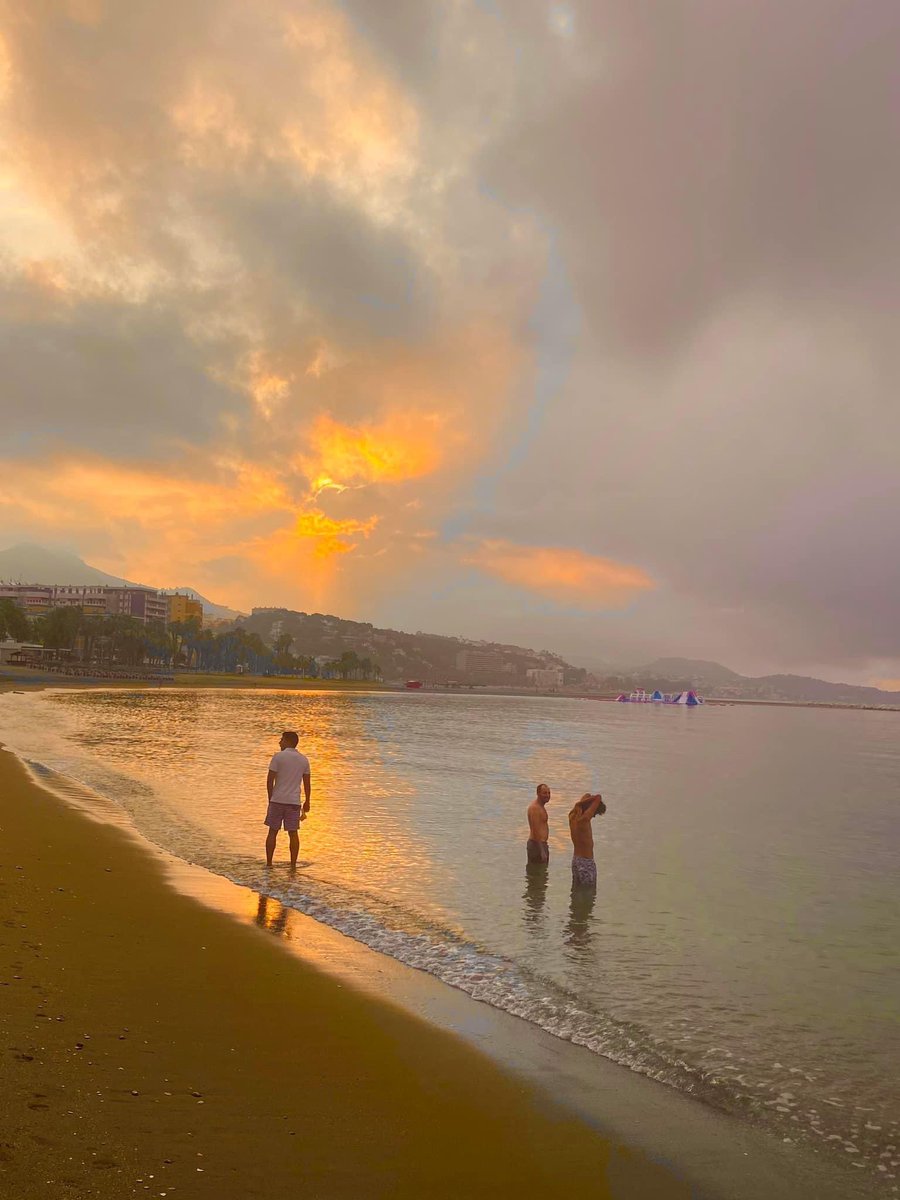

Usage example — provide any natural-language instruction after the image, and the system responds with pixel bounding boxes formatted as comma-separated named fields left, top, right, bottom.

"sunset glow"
left=0, top=0, right=895, bottom=682
left=465, top=541, right=656, bottom=608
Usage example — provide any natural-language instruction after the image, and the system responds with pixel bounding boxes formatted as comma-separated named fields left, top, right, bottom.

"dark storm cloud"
left=198, top=170, right=435, bottom=341
left=0, top=274, right=246, bottom=456
left=452, top=0, right=900, bottom=672
left=487, top=0, right=900, bottom=354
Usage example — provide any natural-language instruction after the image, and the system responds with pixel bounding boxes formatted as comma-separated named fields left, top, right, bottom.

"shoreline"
left=0, top=716, right=877, bottom=1199
left=0, top=745, right=690, bottom=1199
left=3, top=665, right=897, bottom=712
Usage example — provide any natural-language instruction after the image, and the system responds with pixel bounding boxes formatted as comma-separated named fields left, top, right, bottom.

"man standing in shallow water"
left=526, top=783, right=552, bottom=864
left=264, top=731, right=311, bottom=867
left=568, top=793, right=606, bottom=888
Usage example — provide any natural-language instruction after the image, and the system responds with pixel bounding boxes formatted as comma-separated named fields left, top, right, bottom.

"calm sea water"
left=1, top=688, right=898, bottom=1190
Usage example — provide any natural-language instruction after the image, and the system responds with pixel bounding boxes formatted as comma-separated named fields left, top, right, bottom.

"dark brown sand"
left=0, top=748, right=695, bottom=1200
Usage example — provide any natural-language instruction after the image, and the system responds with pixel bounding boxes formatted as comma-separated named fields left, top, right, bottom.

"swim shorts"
left=264, top=801, right=302, bottom=832
left=571, top=856, right=597, bottom=888
left=526, top=839, right=550, bottom=865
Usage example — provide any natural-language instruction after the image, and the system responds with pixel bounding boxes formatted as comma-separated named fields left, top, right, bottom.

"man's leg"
left=288, top=830, right=300, bottom=867
left=265, top=828, right=278, bottom=866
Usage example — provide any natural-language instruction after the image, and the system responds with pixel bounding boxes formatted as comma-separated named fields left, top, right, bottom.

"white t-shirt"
left=268, top=748, right=310, bottom=805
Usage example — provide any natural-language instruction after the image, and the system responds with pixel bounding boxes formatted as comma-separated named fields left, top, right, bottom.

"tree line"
left=0, top=602, right=382, bottom=680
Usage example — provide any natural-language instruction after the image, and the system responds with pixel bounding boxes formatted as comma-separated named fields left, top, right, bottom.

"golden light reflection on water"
left=56, top=687, right=450, bottom=927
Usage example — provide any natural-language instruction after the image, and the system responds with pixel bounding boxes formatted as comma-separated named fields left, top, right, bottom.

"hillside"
left=240, top=607, right=585, bottom=687
left=639, top=657, right=743, bottom=684
left=0, top=543, right=134, bottom=587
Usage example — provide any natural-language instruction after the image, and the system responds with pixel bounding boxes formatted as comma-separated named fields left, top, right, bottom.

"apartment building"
left=0, top=583, right=169, bottom=626
left=526, top=666, right=565, bottom=689
left=105, top=587, right=169, bottom=625
left=167, top=593, right=203, bottom=626
left=51, top=585, right=109, bottom=618
left=0, top=584, right=53, bottom=617
left=455, top=648, right=507, bottom=682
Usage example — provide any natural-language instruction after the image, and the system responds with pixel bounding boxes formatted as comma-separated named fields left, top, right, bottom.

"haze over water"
left=1, top=688, right=897, bottom=1193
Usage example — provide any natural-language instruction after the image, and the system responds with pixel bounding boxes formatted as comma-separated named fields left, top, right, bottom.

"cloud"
left=302, top=412, right=445, bottom=490
left=463, top=539, right=655, bottom=609
left=0, top=0, right=896, bottom=680
left=0, top=269, right=246, bottom=456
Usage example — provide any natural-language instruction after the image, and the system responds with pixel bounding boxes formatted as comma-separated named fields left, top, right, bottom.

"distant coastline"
left=2, top=664, right=898, bottom=712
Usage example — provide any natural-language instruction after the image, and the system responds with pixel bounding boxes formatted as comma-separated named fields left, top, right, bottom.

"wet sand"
left=0, top=747, right=694, bottom=1199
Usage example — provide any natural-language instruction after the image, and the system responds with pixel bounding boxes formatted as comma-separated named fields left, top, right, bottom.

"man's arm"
left=302, top=772, right=311, bottom=812
left=584, top=793, right=604, bottom=819
left=267, top=769, right=276, bottom=801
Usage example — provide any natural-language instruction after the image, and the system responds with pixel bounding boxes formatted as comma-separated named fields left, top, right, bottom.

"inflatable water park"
left=616, top=688, right=703, bottom=705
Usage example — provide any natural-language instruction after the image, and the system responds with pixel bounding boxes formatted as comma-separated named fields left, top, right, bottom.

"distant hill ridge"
left=637, top=657, right=900, bottom=706
left=2, top=545, right=897, bottom=704
left=240, top=606, right=577, bottom=687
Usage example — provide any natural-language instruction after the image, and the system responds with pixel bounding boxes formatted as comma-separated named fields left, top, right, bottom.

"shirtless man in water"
left=526, top=783, right=551, bottom=864
left=568, top=793, right=606, bottom=888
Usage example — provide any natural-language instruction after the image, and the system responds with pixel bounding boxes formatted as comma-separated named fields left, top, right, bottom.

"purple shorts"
left=571, top=856, right=597, bottom=888
left=264, top=802, right=302, bottom=831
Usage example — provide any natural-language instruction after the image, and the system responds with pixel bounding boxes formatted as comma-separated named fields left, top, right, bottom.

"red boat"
left=405, top=680, right=423, bottom=689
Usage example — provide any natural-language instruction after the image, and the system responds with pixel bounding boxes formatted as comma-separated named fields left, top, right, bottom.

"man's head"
left=536, top=783, right=551, bottom=805
left=280, top=731, right=299, bottom=749
left=578, top=793, right=606, bottom=817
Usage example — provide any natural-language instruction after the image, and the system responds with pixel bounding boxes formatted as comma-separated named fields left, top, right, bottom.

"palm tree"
left=0, top=598, right=30, bottom=642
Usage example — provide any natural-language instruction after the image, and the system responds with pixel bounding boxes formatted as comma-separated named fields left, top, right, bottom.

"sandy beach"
left=0, top=745, right=700, bottom=1200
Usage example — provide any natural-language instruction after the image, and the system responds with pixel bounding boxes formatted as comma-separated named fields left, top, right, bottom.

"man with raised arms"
left=526, top=783, right=552, bottom=865
left=568, top=792, right=606, bottom=888
left=264, top=731, right=311, bottom=868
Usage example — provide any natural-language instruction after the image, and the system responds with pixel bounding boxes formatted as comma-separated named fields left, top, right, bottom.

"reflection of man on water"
left=568, top=793, right=606, bottom=888
left=526, top=783, right=552, bottom=864
left=564, top=880, right=596, bottom=951
left=523, top=862, right=549, bottom=924
left=255, top=894, right=289, bottom=935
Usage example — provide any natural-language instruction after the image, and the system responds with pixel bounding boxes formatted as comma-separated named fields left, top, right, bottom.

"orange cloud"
left=464, top=540, right=656, bottom=608
left=302, top=412, right=445, bottom=490
left=292, top=510, right=379, bottom=558
left=0, top=451, right=385, bottom=608
left=872, top=678, right=900, bottom=692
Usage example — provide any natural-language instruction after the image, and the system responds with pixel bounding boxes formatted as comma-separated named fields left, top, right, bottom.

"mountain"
left=0, top=543, right=136, bottom=587
left=0, top=544, right=244, bottom=620
left=743, top=674, right=900, bottom=706
left=628, top=657, right=900, bottom=707
left=638, top=657, right=743, bottom=684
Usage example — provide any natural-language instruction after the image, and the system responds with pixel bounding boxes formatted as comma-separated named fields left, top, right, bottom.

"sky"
left=0, top=1, right=897, bottom=685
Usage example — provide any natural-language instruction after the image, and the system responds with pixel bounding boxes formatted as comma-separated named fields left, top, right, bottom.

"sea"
left=1, top=687, right=897, bottom=1193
